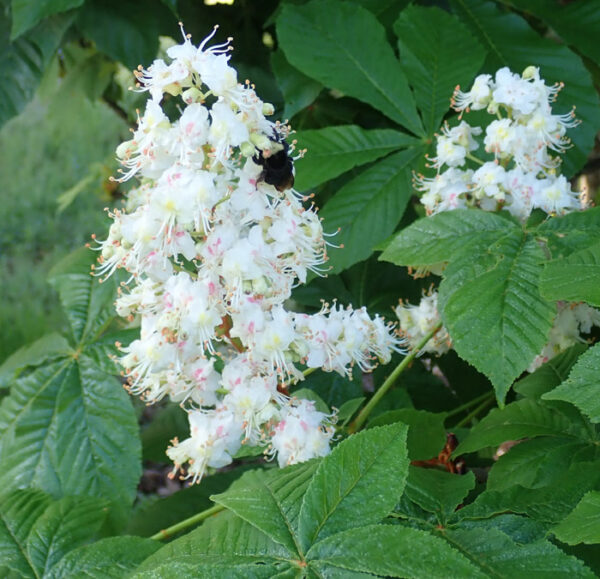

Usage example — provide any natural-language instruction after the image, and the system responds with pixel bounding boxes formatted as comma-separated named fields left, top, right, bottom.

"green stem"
left=466, top=153, right=485, bottom=166
left=444, top=391, right=494, bottom=420
left=454, top=395, right=495, bottom=429
left=348, top=322, right=443, bottom=433
left=150, top=504, right=224, bottom=541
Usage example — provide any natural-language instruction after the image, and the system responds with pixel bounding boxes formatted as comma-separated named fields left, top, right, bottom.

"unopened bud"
left=182, top=87, right=203, bottom=104
left=116, top=140, right=136, bottom=159
left=250, top=133, right=271, bottom=150
left=262, top=102, right=275, bottom=116
left=240, top=141, right=256, bottom=157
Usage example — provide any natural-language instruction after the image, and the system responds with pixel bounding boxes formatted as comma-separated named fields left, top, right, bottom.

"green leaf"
left=514, top=343, right=588, bottom=399
left=0, top=332, right=72, bottom=388
left=500, top=0, right=600, bottom=64
left=440, top=230, right=555, bottom=403
left=27, top=496, right=107, bottom=577
left=394, top=5, right=486, bottom=135
left=48, top=247, right=119, bottom=345
left=76, top=0, right=162, bottom=69
left=308, top=524, right=484, bottom=578
left=270, top=50, right=322, bottom=121
left=406, top=467, right=475, bottom=523
left=368, top=408, right=447, bottom=460
left=537, top=207, right=600, bottom=259
left=553, top=491, right=600, bottom=546
left=277, top=0, right=424, bottom=135
left=0, top=489, right=52, bottom=578
left=47, top=537, right=159, bottom=578
left=458, top=513, right=549, bottom=545
left=487, top=437, right=598, bottom=492
left=444, top=527, right=595, bottom=578
left=321, top=147, right=424, bottom=274
left=298, top=422, right=409, bottom=549
left=0, top=355, right=141, bottom=529
left=539, top=241, right=600, bottom=307
left=0, top=12, right=72, bottom=129
left=380, top=209, right=517, bottom=267
left=293, top=125, right=419, bottom=192
left=451, top=0, right=600, bottom=176
left=459, top=461, right=600, bottom=524
left=543, top=342, right=600, bottom=423
left=133, top=510, right=293, bottom=577
left=211, top=466, right=320, bottom=555
left=11, top=0, right=83, bottom=39
left=456, top=399, right=581, bottom=455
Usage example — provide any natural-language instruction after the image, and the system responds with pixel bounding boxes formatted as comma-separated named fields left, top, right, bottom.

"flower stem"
left=466, top=153, right=485, bottom=166
left=444, top=390, right=494, bottom=420
left=454, top=395, right=495, bottom=429
left=150, top=503, right=225, bottom=541
left=347, top=322, right=443, bottom=434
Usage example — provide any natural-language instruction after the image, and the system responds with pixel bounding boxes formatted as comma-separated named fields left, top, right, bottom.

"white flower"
left=270, top=399, right=334, bottom=467
left=532, top=175, right=580, bottom=214
left=95, top=25, right=401, bottom=482
left=528, top=303, right=600, bottom=371
left=452, top=74, right=493, bottom=111
left=472, top=162, right=506, bottom=201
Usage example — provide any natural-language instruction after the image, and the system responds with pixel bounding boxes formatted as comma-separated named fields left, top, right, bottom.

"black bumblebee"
left=254, top=133, right=295, bottom=192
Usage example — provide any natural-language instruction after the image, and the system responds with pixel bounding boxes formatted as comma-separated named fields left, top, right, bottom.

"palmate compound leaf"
left=539, top=241, right=600, bottom=307
left=439, top=229, right=555, bottom=404
left=0, top=248, right=141, bottom=529
left=293, top=124, right=420, bottom=192
left=276, top=0, right=424, bottom=136
left=0, top=490, right=110, bottom=578
left=450, top=0, right=600, bottom=177
left=394, top=5, right=486, bottom=135
left=543, top=342, right=600, bottom=424
left=319, top=147, right=425, bottom=274
left=553, top=491, right=600, bottom=546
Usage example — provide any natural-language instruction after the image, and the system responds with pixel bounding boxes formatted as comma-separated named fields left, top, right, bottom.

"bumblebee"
left=254, top=133, right=295, bottom=192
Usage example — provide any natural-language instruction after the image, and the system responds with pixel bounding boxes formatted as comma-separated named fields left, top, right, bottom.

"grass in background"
left=0, top=60, right=127, bottom=361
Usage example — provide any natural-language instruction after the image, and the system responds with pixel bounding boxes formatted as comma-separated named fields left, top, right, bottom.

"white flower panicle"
left=94, top=25, right=402, bottom=482
left=395, top=291, right=451, bottom=356
left=417, top=66, right=582, bottom=220
left=397, top=293, right=600, bottom=373
left=528, top=302, right=600, bottom=372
